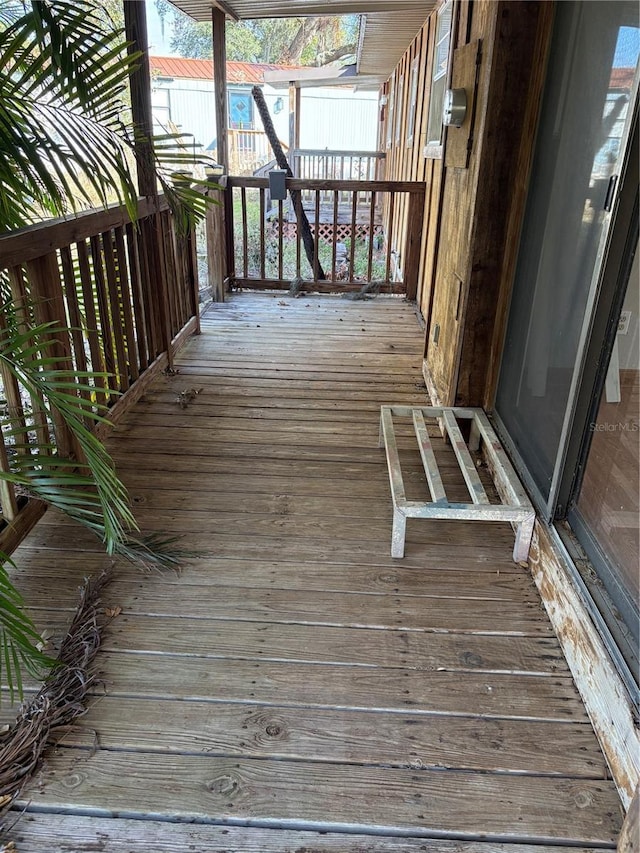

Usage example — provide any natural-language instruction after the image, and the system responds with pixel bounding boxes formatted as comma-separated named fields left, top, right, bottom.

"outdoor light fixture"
left=442, top=88, right=467, bottom=127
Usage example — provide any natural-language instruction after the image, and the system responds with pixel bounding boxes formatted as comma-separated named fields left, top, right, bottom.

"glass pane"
left=426, top=0, right=452, bottom=146
left=573, top=242, right=639, bottom=658
left=496, top=1, right=639, bottom=501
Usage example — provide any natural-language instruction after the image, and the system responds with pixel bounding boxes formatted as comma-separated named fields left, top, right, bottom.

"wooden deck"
left=3, top=294, right=623, bottom=850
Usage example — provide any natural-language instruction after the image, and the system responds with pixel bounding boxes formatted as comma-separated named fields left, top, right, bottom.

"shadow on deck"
left=3, top=293, right=622, bottom=851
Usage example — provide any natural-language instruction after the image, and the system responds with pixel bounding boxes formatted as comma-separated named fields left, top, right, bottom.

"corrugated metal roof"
left=168, top=0, right=433, bottom=84
left=151, top=55, right=300, bottom=83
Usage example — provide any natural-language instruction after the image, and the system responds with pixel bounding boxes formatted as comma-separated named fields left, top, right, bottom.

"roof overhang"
left=168, top=0, right=434, bottom=86
left=263, top=64, right=380, bottom=90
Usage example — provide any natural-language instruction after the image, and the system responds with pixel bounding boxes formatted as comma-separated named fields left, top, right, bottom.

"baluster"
left=89, top=234, right=117, bottom=385
left=294, top=192, right=302, bottom=279
left=331, top=190, right=339, bottom=283
left=259, top=188, right=266, bottom=281
left=278, top=199, right=284, bottom=282
left=385, top=191, right=396, bottom=284
left=59, top=246, right=92, bottom=422
left=241, top=186, right=249, bottom=280
left=102, top=229, right=130, bottom=391
left=367, top=191, right=377, bottom=283
left=0, top=429, right=18, bottom=522
left=114, top=226, right=139, bottom=382
left=125, top=222, right=149, bottom=371
left=0, top=302, right=31, bottom=455
left=7, top=266, right=51, bottom=451
left=313, top=190, right=320, bottom=283
left=135, top=218, right=161, bottom=360
left=349, top=191, right=358, bottom=285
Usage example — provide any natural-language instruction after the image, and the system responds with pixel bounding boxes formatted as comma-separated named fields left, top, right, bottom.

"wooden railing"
left=0, top=197, right=199, bottom=552
left=292, top=149, right=386, bottom=205
left=228, top=129, right=288, bottom=176
left=227, top=176, right=425, bottom=296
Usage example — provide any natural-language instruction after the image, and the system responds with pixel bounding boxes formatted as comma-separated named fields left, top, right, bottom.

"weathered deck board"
left=17, top=751, right=621, bottom=844
left=4, top=294, right=622, bottom=849
left=42, top=696, right=605, bottom=776
left=96, top=615, right=568, bottom=671
left=79, top=652, right=587, bottom=720
left=9, top=551, right=537, bottom=594
left=8, top=815, right=612, bottom=853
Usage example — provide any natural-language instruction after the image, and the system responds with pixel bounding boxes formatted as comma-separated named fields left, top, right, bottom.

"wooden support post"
left=288, top=83, right=301, bottom=167
left=212, top=7, right=229, bottom=174
left=288, top=84, right=296, bottom=157
left=224, top=183, right=236, bottom=286
left=294, top=87, right=301, bottom=154
left=123, top=2, right=155, bottom=197
left=124, top=6, right=175, bottom=367
left=403, top=190, right=424, bottom=301
left=206, top=188, right=227, bottom=302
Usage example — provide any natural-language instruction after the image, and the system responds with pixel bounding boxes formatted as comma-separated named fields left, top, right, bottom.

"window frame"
left=406, top=56, right=420, bottom=147
left=424, top=0, right=454, bottom=159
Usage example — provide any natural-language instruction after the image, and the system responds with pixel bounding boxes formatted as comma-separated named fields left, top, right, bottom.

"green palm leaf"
left=0, top=557, right=54, bottom=704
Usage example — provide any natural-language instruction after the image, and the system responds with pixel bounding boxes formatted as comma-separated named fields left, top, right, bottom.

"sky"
left=145, top=2, right=175, bottom=56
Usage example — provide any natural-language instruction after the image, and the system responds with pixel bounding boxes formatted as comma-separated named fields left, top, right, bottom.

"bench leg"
left=513, top=512, right=535, bottom=563
left=391, top=508, right=406, bottom=558
left=469, top=417, right=481, bottom=452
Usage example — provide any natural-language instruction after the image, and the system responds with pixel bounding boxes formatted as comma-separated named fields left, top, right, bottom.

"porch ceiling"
left=168, top=0, right=433, bottom=84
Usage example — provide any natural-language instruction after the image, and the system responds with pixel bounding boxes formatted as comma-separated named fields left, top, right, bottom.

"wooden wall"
left=381, top=0, right=552, bottom=407
left=380, top=15, right=442, bottom=312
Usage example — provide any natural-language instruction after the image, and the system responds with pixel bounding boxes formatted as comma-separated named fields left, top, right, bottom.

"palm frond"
left=0, top=315, right=137, bottom=549
left=0, top=557, right=54, bottom=703
left=0, top=0, right=219, bottom=232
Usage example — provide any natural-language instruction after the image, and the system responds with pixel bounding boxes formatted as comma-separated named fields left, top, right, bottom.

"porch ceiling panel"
left=169, top=0, right=432, bottom=20
left=169, top=0, right=433, bottom=86
left=357, top=9, right=432, bottom=79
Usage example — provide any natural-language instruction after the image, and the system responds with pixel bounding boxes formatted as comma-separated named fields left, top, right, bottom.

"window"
left=228, top=89, right=254, bottom=130
left=394, top=74, right=404, bottom=144
left=424, top=0, right=453, bottom=157
left=406, top=57, right=420, bottom=146
left=385, top=77, right=395, bottom=149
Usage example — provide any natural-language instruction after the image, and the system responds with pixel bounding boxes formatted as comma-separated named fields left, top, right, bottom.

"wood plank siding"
left=2, top=294, right=623, bottom=850
left=380, top=0, right=552, bottom=407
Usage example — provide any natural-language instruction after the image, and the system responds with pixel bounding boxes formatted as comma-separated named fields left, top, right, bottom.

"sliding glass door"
left=495, top=1, right=639, bottom=511
left=495, top=1, right=639, bottom=687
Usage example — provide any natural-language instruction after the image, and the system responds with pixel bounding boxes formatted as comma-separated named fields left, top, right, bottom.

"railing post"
left=186, top=224, right=201, bottom=333
left=224, top=180, right=236, bottom=289
left=152, top=210, right=176, bottom=370
left=403, top=189, right=426, bottom=301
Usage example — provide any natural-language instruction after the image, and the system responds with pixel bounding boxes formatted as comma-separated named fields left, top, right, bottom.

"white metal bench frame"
left=379, top=406, right=535, bottom=562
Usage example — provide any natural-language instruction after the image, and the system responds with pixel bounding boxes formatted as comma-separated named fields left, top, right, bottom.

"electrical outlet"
left=618, top=310, right=631, bottom=335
